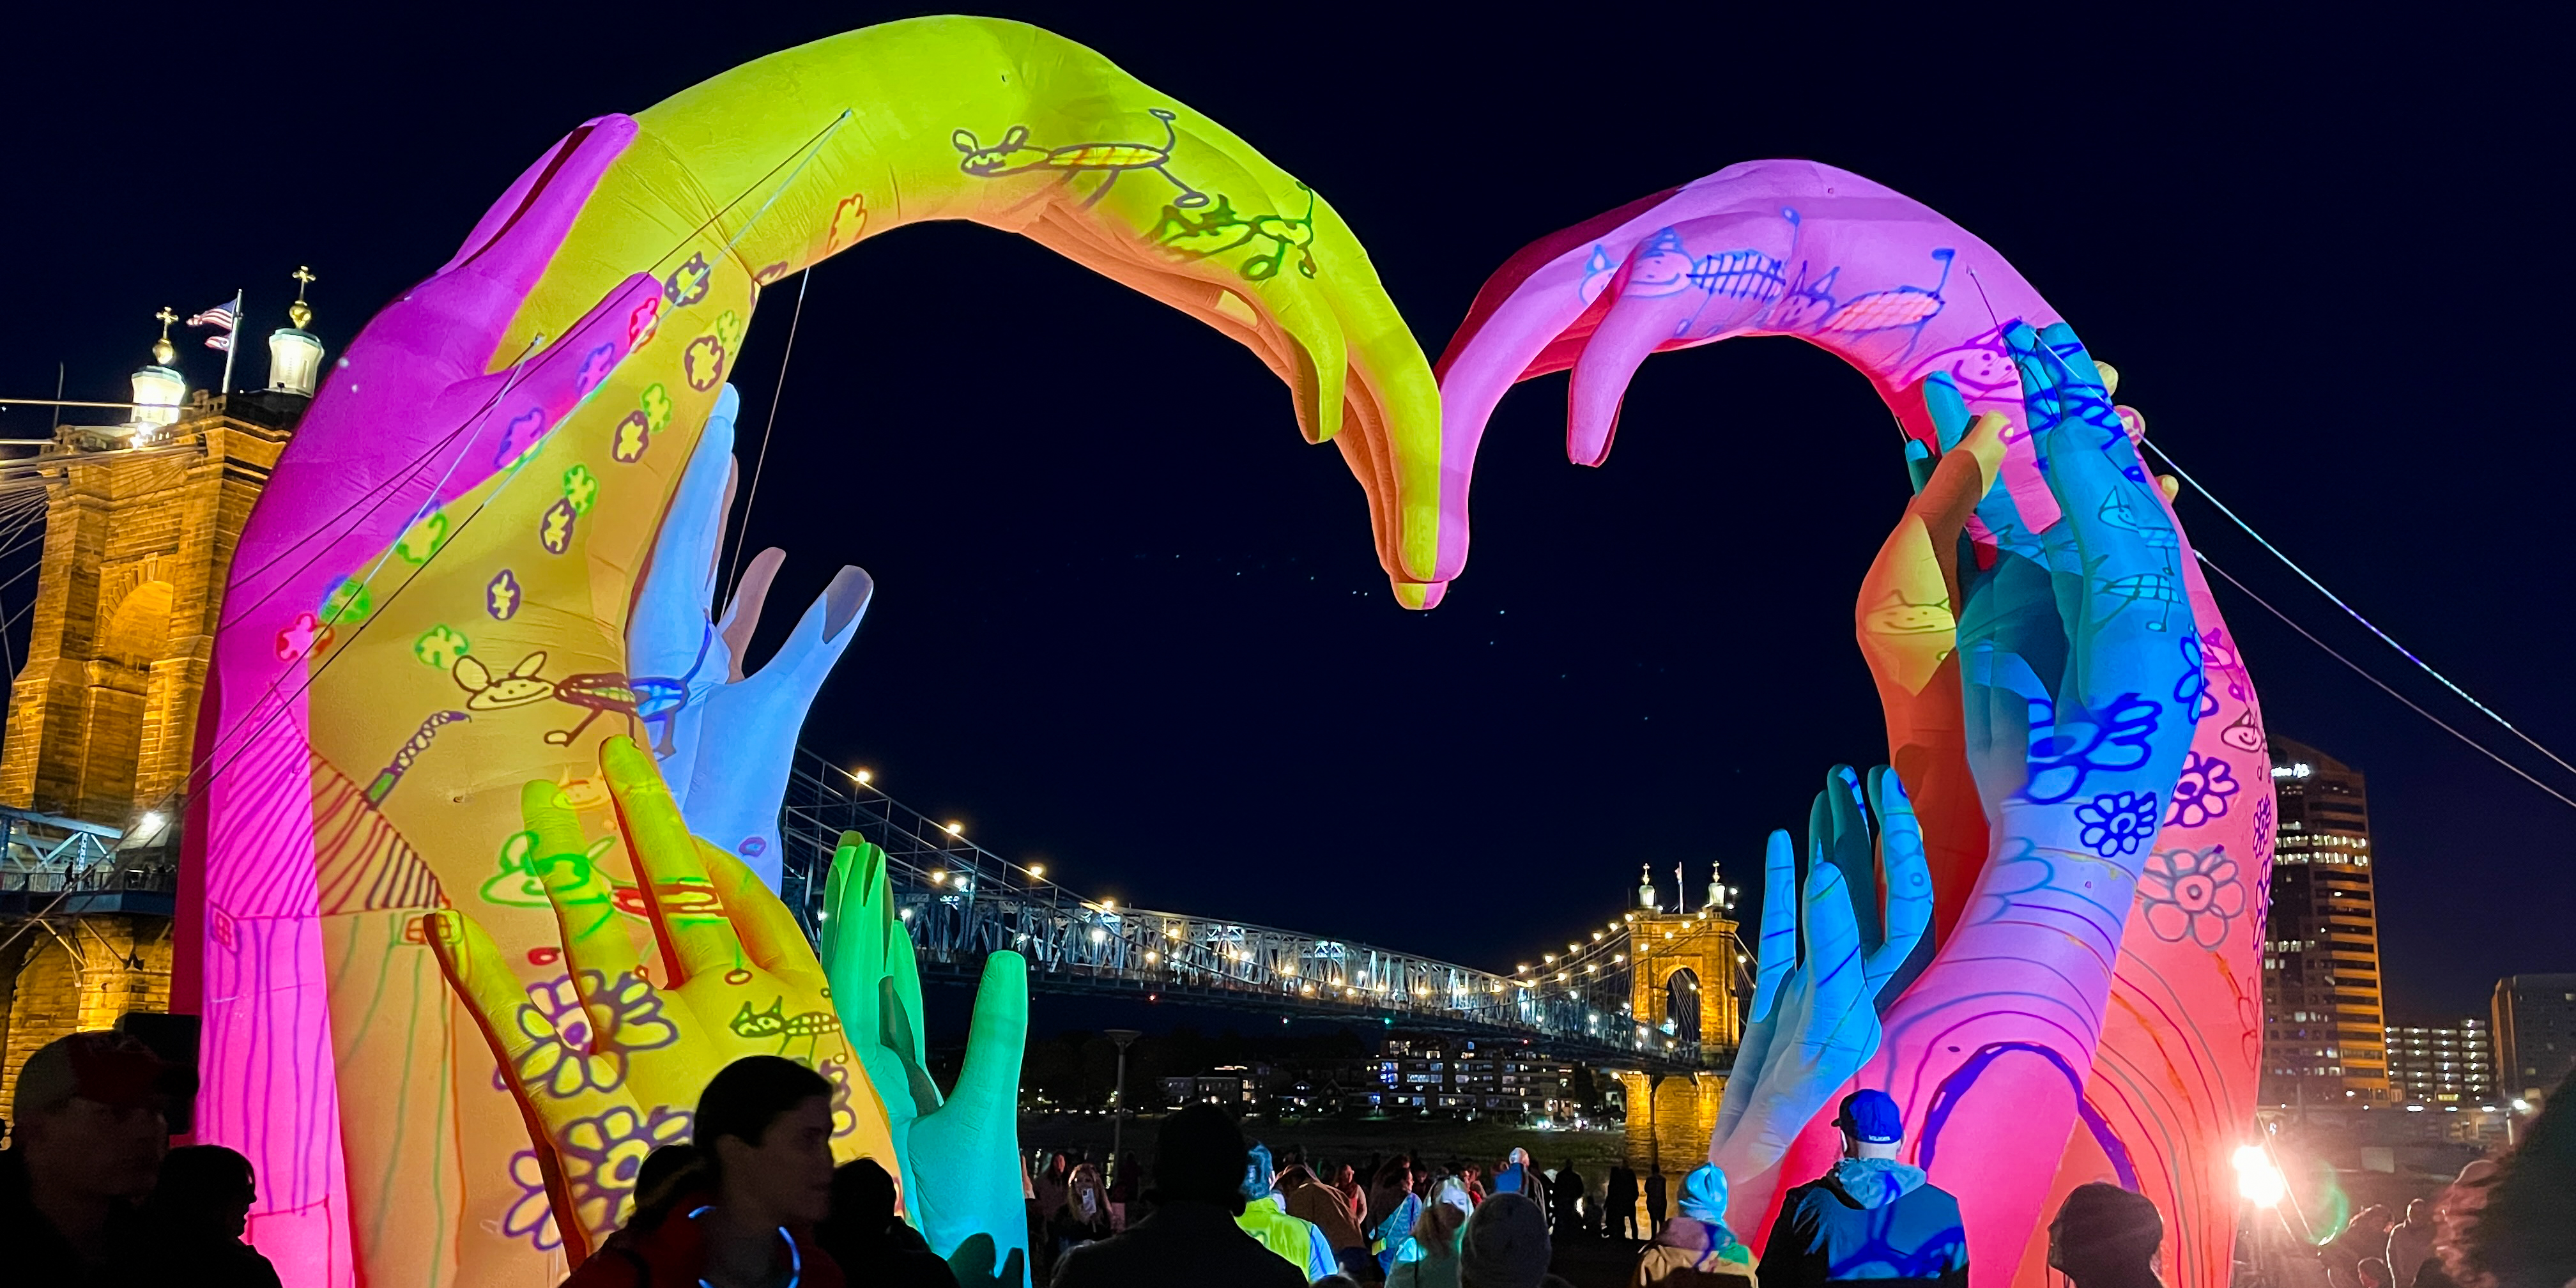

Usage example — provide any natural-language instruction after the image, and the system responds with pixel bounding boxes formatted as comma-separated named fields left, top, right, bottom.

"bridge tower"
left=0, top=298, right=316, bottom=1118
left=1620, top=861, right=1745, bottom=1177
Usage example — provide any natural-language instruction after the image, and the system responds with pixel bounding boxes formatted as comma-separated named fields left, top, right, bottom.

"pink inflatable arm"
left=1436, top=160, right=2270, bottom=1286
left=176, top=120, right=655, bottom=1284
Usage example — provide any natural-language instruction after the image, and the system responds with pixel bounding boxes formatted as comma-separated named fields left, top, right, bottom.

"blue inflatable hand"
left=1965, top=323, right=2191, bottom=846
left=1711, top=766, right=1928, bottom=1188
left=627, top=383, right=871, bottom=886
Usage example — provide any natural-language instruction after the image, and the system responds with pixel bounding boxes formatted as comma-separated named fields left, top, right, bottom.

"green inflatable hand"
left=819, top=833, right=1031, bottom=1285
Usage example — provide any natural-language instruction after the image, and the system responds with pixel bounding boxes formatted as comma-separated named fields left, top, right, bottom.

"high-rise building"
left=0, top=288, right=319, bottom=1117
left=2385, top=1018, right=2496, bottom=1105
left=2260, top=737, right=2391, bottom=1105
left=2493, top=974, right=2576, bottom=1103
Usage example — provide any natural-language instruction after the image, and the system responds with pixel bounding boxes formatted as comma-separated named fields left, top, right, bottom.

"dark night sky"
left=8, top=6, right=2572, bottom=1025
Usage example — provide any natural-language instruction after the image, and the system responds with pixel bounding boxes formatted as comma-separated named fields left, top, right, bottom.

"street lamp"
left=1107, top=1029, right=1142, bottom=1188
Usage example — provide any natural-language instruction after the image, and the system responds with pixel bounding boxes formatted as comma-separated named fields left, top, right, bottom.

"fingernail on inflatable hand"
left=1710, top=765, right=1928, bottom=1209
left=429, top=737, right=894, bottom=1259
left=819, top=835, right=1029, bottom=1280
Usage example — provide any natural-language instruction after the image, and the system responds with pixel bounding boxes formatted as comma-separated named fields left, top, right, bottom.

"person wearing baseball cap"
left=0, top=1029, right=194, bottom=1282
left=1758, top=1090, right=1968, bottom=1287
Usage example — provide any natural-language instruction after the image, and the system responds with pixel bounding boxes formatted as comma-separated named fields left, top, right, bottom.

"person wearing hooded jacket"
left=1632, top=1163, right=1756, bottom=1286
left=1759, top=1091, right=1967, bottom=1288
left=1236, top=1142, right=1339, bottom=1282
left=1388, top=1179, right=1476, bottom=1288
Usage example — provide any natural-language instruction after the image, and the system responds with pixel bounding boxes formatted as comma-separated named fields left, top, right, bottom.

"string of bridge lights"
left=829, top=761, right=1726, bottom=1050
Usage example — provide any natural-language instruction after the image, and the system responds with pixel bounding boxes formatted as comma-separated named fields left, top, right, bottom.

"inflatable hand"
left=1439, top=165, right=2264, bottom=1285
left=818, top=836, right=1029, bottom=1280
left=1857, top=405, right=2010, bottom=954
left=1745, top=321, right=2197, bottom=1278
left=1709, top=765, right=1927, bottom=1191
left=186, top=20, right=1447, bottom=1285
left=629, top=384, right=871, bottom=885
left=429, top=737, right=893, bottom=1259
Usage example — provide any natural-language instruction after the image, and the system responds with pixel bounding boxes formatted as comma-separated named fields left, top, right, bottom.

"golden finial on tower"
left=151, top=306, right=179, bottom=366
left=288, top=265, right=316, bottom=331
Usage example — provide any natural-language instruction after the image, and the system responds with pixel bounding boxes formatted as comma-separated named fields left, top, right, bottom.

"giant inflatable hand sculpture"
left=428, top=737, right=892, bottom=1257
left=1904, top=342, right=2271, bottom=1286
left=1767, top=321, right=2199, bottom=1257
left=1437, top=165, right=2269, bottom=1285
left=181, top=19, right=1448, bottom=1287
left=818, top=836, right=1029, bottom=1282
left=1710, top=766, right=1929, bottom=1189
left=628, top=384, right=871, bottom=886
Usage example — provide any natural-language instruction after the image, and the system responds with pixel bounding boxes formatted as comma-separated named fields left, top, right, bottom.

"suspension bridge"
left=775, top=747, right=1742, bottom=1076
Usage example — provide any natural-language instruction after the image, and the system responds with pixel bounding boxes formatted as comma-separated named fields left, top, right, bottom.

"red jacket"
left=564, top=1206, right=844, bottom=1288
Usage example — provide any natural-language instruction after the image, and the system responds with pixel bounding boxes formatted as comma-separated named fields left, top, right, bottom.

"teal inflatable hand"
left=820, top=833, right=1030, bottom=1285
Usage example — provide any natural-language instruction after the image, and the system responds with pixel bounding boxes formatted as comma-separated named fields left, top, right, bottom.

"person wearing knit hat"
left=1629, top=1162, right=1756, bottom=1285
left=1460, top=1192, right=1574, bottom=1288
left=1760, top=1089, right=1968, bottom=1286
left=2046, top=1183, right=2163, bottom=1287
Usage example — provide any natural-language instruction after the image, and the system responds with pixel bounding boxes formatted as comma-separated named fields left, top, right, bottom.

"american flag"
left=187, top=295, right=240, bottom=351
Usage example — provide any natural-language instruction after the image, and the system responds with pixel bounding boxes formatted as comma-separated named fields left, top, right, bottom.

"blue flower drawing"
left=2076, top=791, right=2161, bottom=858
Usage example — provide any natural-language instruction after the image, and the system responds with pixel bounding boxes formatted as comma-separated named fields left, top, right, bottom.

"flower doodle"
left=510, top=969, right=678, bottom=1099
left=2164, top=751, right=2240, bottom=829
left=2021, top=693, right=2163, bottom=804
left=2076, top=790, right=2161, bottom=859
left=486, top=569, right=522, bottom=621
left=664, top=252, right=712, bottom=307
left=2138, top=846, right=2245, bottom=949
left=561, top=465, right=599, bottom=515
left=558, top=1104, right=693, bottom=1236
left=396, top=507, right=450, bottom=564
left=413, top=625, right=471, bottom=670
left=502, top=1149, right=562, bottom=1252
left=2176, top=633, right=2216, bottom=721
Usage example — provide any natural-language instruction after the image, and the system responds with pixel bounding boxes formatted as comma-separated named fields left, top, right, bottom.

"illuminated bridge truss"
left=776, top=749, right=1724, bottom=1074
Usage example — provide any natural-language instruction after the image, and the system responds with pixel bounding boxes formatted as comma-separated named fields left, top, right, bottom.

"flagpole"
left=218, top=288, right=241, bottom=397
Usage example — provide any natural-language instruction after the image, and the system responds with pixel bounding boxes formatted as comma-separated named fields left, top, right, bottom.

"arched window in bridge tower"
left=1664, top=967, right=1700, bottom=1041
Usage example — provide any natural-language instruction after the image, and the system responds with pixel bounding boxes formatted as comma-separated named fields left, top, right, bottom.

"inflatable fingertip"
left=1393, top=579, right=1445, bottom=610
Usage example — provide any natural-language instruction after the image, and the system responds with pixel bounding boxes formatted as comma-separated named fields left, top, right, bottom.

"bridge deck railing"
left=776, top=751, right=1716, bottom=1071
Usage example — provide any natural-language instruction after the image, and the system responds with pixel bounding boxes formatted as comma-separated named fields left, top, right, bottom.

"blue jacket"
left=1758, top=1160, right=1966, bottom=1287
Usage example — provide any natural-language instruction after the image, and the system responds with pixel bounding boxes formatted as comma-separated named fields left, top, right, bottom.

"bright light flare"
left=2234, top=1145, right=2286, bottom=1208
